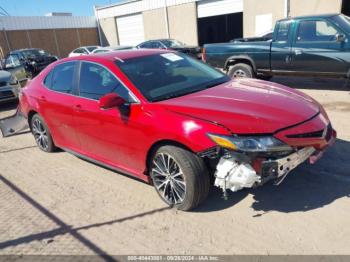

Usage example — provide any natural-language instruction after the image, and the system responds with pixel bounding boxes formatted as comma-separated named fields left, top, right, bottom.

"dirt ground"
left=0, top=77, right=349, bottom=256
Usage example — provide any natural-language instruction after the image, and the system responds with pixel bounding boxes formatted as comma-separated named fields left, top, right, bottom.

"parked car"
left=137, top=39, right=201, bottom=59
left=0, top=50, right=336, bottom=211
left=2, top=48, right=58, bottom=81
left=0, top=70, right=21, bottom=103
left=92, top=46, right=134, bottom=54
left=69, top=46, right=101, bottom=57
left=203, top=14, right=350, bottom=79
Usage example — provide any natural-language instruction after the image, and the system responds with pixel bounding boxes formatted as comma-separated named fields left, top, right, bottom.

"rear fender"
left=224, top=55, right=257, bottom=72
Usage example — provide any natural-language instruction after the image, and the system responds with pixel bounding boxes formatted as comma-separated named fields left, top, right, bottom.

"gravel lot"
left=0, top=77, right=349, bottom=256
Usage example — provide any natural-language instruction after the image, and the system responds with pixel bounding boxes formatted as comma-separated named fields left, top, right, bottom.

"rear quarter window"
left=46, top=62, right=76, bottom=94
left=43, top=69, right=53, bottom=88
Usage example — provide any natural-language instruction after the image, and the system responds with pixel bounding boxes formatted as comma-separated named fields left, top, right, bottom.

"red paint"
left=19, top=50, right=336, bottom=182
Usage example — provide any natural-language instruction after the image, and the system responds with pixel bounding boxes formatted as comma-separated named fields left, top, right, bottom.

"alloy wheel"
left=233, top=69, right=247, bottom=78
left=151, top=153, right=186, bottom=205
left=32, top=118, right=49, bottom=151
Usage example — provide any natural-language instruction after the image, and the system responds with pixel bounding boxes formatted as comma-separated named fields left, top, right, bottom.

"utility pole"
left=164, top=0, right=170, bottom=38
left=285, top=0, right=290, bottom=18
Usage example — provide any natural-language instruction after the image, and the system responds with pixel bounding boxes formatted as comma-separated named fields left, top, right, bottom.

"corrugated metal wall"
left=0, top=16, right=97, bottom=31
left=0, top=28, right=99, bottom=58
left=96, top=0, right=197, bottom=19
left=0, top=16, right=99, bottom=59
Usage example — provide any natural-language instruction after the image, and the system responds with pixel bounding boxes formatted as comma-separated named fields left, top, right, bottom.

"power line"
left=0, top=6, right=10, bottom=16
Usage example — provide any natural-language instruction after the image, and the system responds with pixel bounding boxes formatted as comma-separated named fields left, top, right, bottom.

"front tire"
left=150, top=145, right=210, bottom=211
left=30, top=114, right=57, bottom=152
left=228, top=63, right=254, bottom=78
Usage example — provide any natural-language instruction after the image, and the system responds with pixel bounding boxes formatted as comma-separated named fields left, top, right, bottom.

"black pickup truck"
left=203, top=14, right=350, bottom=79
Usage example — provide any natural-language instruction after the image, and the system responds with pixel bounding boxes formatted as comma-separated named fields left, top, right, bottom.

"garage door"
left=197, top=0, right=243, bottom=18
left=116, top=13, right=145, bottom=46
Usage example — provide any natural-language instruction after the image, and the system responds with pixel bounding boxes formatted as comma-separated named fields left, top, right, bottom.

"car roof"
left=97, top=45, right=132, bottom=50
left=10, top=48, right=42, bottom=53
left=63, top=49, right=174, bottom=63
left=141, top=39, right=176, bottom=42
left=278, top=13, right=339, bottom=22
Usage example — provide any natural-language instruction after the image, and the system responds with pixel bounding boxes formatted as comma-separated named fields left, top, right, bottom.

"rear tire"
left=30, top=114, right=57, bottom=152
left=150, top=145, right=210, bottom=211
left=228, top=63, right=254, bottom=78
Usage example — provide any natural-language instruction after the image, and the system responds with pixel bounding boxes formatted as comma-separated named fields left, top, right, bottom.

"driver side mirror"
left=99, top=93, right=126, bottom=110
left=336, top=34, right=346, bottom=42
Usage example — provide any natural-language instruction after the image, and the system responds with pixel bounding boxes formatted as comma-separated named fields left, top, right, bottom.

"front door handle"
left=294, top=49, right=303, bottom=55
left=74, top=104, right=85, bottom=112
left=74, top=104, right=82, bottom=111
left=285, top=55, right=292, bottom=64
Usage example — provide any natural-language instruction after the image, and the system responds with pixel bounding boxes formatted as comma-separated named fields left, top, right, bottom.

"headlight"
left=9, top=75, right=19, bottom=85
left=207, top=134, right=293, bottom=153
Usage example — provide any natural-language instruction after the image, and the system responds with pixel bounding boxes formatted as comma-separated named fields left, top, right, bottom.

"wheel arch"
left=145, top=139, right=195, bottom=176
left=224, top=55, right=256, bottom=73
left=27, top=110, right=38, bottom=130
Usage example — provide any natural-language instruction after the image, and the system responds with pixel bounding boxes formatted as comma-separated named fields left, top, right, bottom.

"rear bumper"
left=0, top=108, right=29, bottom=137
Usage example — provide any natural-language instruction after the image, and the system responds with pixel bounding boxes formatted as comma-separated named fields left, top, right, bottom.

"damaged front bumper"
left=213, top=133, right=336, bottom=194
left=0, top=108, right=29, bottom=137
left=214, top=147, right=315, bottom=193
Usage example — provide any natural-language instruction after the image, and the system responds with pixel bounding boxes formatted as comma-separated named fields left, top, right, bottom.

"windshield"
left=87, top=46, right=99, bottom=52
left=161, top=39, right=185, bottom=48
left=115, top=53, right=230, bottom=102
left=94, top=49, right=109, bottom=53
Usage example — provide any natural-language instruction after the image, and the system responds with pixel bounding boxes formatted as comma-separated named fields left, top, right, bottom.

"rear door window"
left=78, top=61, right=133, bottom=101
left=139, top=42, right=152, bottom=48
left=74, top=48, right=87, bottom=54
left=49, top=62, right=76, bottom=94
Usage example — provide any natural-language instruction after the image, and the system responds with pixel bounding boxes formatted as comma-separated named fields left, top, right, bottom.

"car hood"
left=0, top=70, right=11, bottom=82
left=157, top=79, right=320, bottom=134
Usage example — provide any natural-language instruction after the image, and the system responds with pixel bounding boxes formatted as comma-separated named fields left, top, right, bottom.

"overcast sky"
left=0, top=0, right=123, bottom=16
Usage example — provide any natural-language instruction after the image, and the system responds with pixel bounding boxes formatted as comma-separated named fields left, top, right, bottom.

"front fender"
left=144, top=108, right=231, bottom=154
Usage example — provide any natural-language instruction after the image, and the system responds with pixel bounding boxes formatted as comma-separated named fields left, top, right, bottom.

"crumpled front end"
left=200, top=111, right=336, bottom=195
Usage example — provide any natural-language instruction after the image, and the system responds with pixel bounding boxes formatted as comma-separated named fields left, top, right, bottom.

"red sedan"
left=1, top=50, right=336, bottom=211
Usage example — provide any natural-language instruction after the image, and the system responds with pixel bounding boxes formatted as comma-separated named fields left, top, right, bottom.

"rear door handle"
left=39, top=96, right=46, bottom=102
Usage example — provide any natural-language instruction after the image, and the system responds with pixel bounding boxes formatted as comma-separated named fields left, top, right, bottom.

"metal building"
left=95, top=0, right=344, bottom=47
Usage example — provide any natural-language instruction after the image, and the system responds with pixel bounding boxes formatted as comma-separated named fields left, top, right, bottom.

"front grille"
left=286, top=129, right=324, bottom=138
left=0, top=90, right=14, bottom=98
left=0, top=81, right=7, bottom=87
left=286, top=123, right=333, bottom=140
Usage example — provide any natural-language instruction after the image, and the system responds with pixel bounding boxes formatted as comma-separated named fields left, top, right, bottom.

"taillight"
left=202, top=47, right=206, bottom=62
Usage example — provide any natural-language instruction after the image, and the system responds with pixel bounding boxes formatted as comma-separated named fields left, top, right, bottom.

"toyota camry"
left=0, top=50, right=336, bottom=211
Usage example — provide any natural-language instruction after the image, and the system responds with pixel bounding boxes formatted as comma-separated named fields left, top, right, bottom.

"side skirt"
left=61, top=147, right=150, bottom=184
